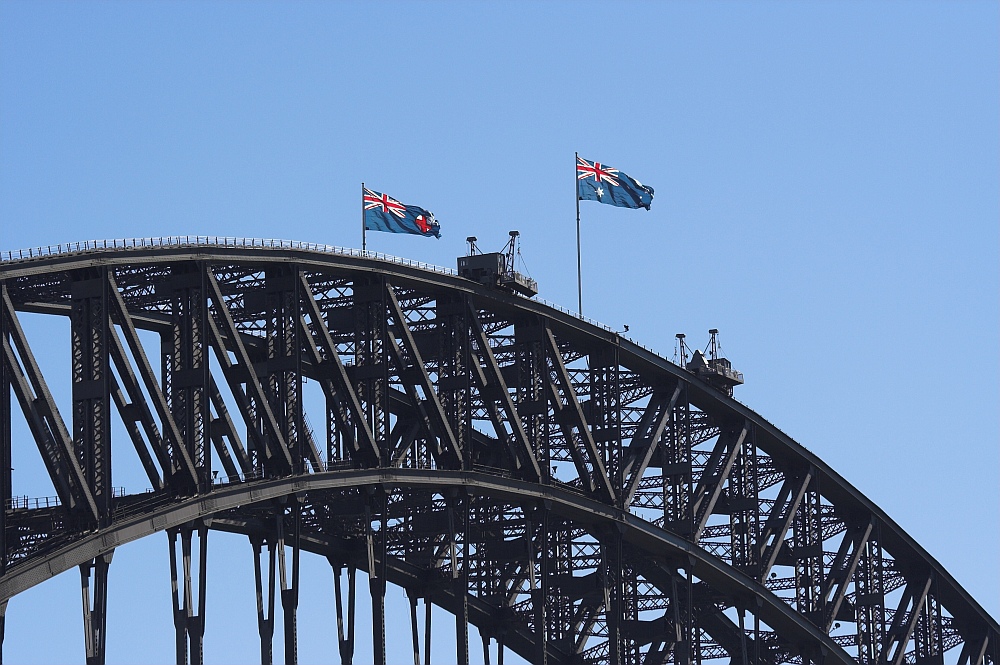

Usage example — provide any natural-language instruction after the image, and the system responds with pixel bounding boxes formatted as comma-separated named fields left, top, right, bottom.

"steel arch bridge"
left=0, top=237, right=995, bottom=665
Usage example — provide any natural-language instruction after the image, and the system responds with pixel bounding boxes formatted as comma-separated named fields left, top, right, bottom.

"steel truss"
left=0, top=243, right=995, bottom=665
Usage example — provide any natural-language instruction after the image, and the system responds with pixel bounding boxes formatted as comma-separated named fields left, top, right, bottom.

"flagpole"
left=361, top=182, right=367, bottom=254
left=575, top=152, right=583, bottom=315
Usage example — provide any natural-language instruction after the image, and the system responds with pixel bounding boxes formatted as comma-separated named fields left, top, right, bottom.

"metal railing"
left=0, top=235, right=651, bottom=344
left=0, top=236, right=457, bottom=278
left=6, top=487, right=126, bottom=511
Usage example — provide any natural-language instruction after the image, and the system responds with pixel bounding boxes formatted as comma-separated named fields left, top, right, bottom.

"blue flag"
left=363, top=188, right=441, bottom=238
left=577, top=156, right=654, bottom=210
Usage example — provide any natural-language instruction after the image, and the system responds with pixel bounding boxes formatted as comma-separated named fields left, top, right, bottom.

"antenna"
left=504, top=230, right=520, bottom=273
left=708, top=328, right=719, bottom=361
left=466, top=236, right=479, bottom=256
left=676, top=333, right=688, bottom=369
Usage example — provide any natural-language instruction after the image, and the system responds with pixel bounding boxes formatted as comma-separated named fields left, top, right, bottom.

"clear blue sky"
left=1, top=2, right=997, bottom=663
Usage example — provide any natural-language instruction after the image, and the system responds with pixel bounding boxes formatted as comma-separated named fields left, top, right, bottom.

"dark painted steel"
left=0, top=243, right=996, bottom=665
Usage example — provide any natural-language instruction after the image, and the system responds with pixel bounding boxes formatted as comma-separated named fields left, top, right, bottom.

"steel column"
left=168, top=523, right=208, bottom=665
left=277, top=498, right=301, bottom=665
left=331, top=562, right=357, bottom=665
left=80, top=550, right=113, bottom=665
left=251, top=535, right=277, bottom=665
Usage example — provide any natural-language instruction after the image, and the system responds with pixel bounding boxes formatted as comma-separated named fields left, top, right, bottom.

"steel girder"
left=0, top=245, right=996, bottom=665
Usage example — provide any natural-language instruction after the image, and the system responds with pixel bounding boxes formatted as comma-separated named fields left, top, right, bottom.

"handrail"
left=0, top=235, right=653, bottom=349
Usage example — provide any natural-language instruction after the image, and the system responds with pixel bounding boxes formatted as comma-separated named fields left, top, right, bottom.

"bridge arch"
left=1, top=238, right=996, bottom=665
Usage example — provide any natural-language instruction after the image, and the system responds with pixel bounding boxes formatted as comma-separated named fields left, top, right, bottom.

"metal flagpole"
left=361, top=182, right=367, bottom=254
left=575, top=152, right=583, bottom=315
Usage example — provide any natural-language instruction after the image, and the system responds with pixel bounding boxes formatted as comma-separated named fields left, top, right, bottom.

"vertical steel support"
left=0, top=604, right=4, bottom=665
left=251, top=535, right=277, bottom=665
left=80, top=551, right=113, bottom=665
left=437, top=296, right=470, bottom=471
left=514, top=318, right=548, bottom=481
left=0, top=599, right=6, bottom=665
left=914, top=581, right=943, bottom=665
left=168, top=523, right=208, bottom=665
left=793, top=471, right=825, bottom=624
left=729, top=424, right=759, bottom=573
left=331, top=562, right=357, bottom=665
left=277, top=499, right=301, bottom=665
left=663, top=383, right=693, bottom=536
left=855, top=527, right=885, bottom=665
left=366, top=490, right=387, bottom=665
left=70, top=271, right=112, bottom=527
left=0, top=287, right=10, bottom=583
left=448, top=492, right=470, bottom=665
left=531, top=505, right=550, bottom=665
left=603, top=528, right=624, bottom=665
left=353, top=278, right=389, bottom=468
left=265, top=268, right=308, bottom=473
left=425, top=591, right=433, bottom=665
left=407, top=589, right=421, bottom=665
left=674, top=558, right=701, bottom=665
left=590, top=346, right=622, bottom=502
left=163, top=266, right=209, bottom=494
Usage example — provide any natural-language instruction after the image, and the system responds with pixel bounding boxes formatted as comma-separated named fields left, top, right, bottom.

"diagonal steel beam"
left=691, top=421, right=748, bottom=541
left=207, top=376, right=251, bottom=477
left=467, top=306, right=541, bottom=482
left=204, top=268, right=294, bottom=475
left=384, top=332, right=458, bottom=469
left=543, top=325, right=615, bottom=502
left=106, top=347, right=164, bottom=491
left=883, top=574, right=933, bottom=665
left=385, top=284, right=463, bottom=468
left=622, top=385, right=682, bottom=509
left=205, top=312, right=274, bottom=472
left=1, top=287, right=99, bottom=521
left=389, top=419, right=421, bottom=467
left=822, top=518, right=873, bottom=632
left=297, top=273, right=379, bottom=466
left=636, top=557, right=763, bottom=665
left=957, top=634, right=990, bottom=665
left=106, top=273, right=199, bottom=491
left=758, top=470, right=812, bottom=580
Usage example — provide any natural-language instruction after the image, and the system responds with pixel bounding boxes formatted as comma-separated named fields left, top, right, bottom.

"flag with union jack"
left=576, top=156, right=654, bottom=210
left=363, top=187, right=441, bottom=238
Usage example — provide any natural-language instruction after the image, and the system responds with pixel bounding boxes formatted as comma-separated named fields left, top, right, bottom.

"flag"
left=363, top=188, right=441, bottom=238
left=576, top=156, right=654, bottom=210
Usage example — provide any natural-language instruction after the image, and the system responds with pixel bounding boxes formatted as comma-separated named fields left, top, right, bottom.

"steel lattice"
left=0, top=240, right=996, bottom=665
